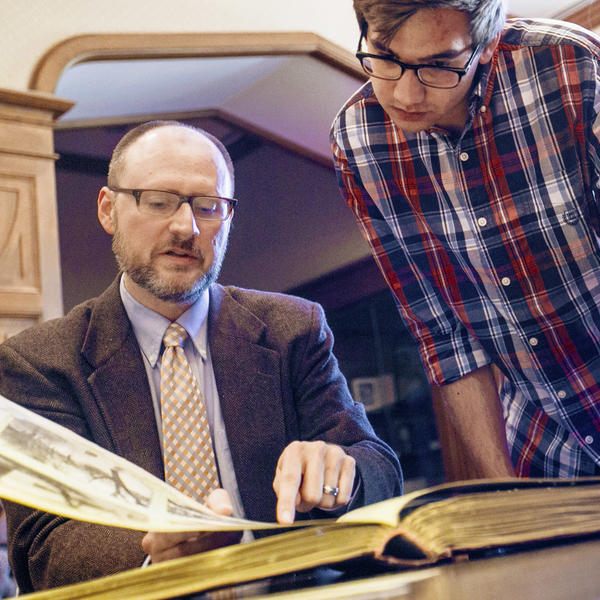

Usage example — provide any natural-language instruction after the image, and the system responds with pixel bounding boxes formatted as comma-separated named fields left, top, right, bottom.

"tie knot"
left=163, top=322, right=189, bottom=348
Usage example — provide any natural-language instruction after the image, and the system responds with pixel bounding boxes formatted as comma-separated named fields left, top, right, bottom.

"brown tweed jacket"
left=0, top=278, right=402, bottom=592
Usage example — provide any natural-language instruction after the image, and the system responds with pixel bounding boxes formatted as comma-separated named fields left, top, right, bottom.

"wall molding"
left=0, top=90, right=70, bottom=329
left=562, top=0, right=600, bottom=29
left=55, top=107, right=336, bottom=168
left=29, top=31, right=363, bottom=95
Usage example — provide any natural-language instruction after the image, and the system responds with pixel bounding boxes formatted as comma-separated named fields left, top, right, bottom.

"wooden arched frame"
left=29, top=31, right=363, bottom=94
left=27, top=0, right=600, bottom=95
left=28, top=31, right=366, bottom=167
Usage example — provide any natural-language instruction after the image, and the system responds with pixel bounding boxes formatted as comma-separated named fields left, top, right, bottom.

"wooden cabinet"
left=0, top=88, right=72, bottom=339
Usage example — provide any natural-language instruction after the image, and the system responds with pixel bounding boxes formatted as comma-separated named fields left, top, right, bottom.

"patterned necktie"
left=160, top=322, right=219, bottom=503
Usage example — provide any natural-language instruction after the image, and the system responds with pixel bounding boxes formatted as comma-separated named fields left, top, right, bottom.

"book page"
left=337, top=477, right=600, bottom=528
left=0, top=393, right=295, bottom=532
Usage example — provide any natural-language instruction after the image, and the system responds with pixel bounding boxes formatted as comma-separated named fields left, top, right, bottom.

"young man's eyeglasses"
left=356, top=30, right=481, bottom=89
left=109, top=188, right=237, bottom=221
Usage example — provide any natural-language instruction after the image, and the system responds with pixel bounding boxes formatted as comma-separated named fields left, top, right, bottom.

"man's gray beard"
left=112, top=232, right=227, bottom=305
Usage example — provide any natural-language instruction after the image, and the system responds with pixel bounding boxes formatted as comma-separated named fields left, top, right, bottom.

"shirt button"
left=501, top=277, right=511, bottom=287
left=459, top=152, right=469, bottom=162
left=529, top=337, right=539, bottom=346
left=557, top=390, right=567, bottom=399
left=562, top=210, right=579, bottom=225
left=585, top=435, right=594, bottom=444
left=477, top=217, right=487, bottom=227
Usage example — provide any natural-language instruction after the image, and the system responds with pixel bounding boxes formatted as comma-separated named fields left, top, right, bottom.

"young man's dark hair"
left=353, top=0, right=505, bottom=45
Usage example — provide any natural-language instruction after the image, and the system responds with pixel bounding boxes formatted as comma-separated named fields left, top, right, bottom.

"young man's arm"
left=431, top=365, right=516, bottom=480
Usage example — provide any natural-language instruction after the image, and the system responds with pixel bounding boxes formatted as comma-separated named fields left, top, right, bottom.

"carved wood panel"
left=0, top=174, right=40, bottom=291
left=0, top=174, right=41, bottom=340
left=0, top=87, right=73, bottom=339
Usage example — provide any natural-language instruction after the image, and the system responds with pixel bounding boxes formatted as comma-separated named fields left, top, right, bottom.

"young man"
left=0, top=121, right=402, bottom=592
left=331, top=0, right=600, bottom=479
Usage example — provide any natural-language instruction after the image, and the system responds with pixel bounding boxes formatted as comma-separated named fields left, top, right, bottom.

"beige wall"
left=0, top=0, right=358, bottom=93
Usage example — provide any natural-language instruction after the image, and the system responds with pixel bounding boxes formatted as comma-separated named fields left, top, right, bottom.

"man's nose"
left=169, top=202, right=200, bottom=236
left=393, top=69, right=426, bottom=105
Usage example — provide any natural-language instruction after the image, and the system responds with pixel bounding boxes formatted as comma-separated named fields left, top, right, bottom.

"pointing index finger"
left=274, top=444, right=304, bottom=524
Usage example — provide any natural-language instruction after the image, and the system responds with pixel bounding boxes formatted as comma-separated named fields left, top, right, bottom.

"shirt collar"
left=471, top=55, right=495, bottom=111
left=119, top=275, right=209, bottom=367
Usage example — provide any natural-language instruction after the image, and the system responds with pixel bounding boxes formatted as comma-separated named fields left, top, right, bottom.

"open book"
left=1, top=393, right=600, bottom=600
left=0, top=393, right=287, bottom=533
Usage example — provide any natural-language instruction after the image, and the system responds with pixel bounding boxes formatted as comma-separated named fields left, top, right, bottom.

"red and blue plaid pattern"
left=331, top=19, right=600, bottom=477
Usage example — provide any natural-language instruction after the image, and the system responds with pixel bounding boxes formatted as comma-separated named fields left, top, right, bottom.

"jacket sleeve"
left=288, top=300, right=403, bottom=509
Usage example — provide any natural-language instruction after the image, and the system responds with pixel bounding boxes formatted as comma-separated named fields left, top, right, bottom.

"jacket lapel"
left=82, top=278, right=163, bottom=479
left=79, top=280, right=289, bottom=515
left=208, top=285, right=287, bottom=522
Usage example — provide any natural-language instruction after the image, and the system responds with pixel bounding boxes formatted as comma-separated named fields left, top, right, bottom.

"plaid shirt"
left=331, top=19, right=600, bottom=477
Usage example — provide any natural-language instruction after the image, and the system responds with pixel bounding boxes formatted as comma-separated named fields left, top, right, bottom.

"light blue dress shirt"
left=119, top=276, right=252, bottom=537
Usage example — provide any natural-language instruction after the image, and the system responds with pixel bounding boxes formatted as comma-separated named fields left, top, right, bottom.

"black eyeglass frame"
left=109, top=187, right=238, bottom=221
left=356, top=30, right=482, bottom=89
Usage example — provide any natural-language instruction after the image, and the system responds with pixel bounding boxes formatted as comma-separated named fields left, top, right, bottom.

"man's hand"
left=273, top=440, right=356, bottom=524
left=141, top=489, right=242, bottom=563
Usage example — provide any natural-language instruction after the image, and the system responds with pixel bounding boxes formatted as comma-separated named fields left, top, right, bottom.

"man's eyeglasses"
left=109, top=188, right=237, bottom=221
left=356, top=30, right=481, bottom=89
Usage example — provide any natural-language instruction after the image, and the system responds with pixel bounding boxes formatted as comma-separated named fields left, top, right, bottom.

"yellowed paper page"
left=0, top=393, right=289, bottom=532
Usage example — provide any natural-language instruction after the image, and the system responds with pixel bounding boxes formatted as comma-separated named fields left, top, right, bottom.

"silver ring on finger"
left=322, top=485, right=339, bottom=497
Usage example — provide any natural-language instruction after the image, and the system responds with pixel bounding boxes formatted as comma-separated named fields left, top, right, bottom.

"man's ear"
left=97, top=186, right=116, bottom=234
left=479, top=31, right=501, bottom=65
